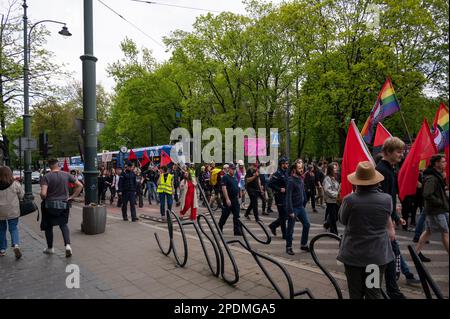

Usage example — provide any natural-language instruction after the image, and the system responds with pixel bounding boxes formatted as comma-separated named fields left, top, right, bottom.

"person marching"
left=244, top=162, right=263, bottom=222
left=218, top=163, right=242, bottom=236
left=285, top=160, right=310, bottom=255
left=179, top=169, right=198, bottom=221
left=338, top=161, right=395, bottom=299
left=323, top=163, right=341, bottom=235
left=157, top=165, right=174, bottom=220
left=268, top=156, right=290, bottom=238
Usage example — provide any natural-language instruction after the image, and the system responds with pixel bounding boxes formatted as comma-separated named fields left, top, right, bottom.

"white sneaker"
left=0, top=249, right=6, bottom=257
left=65, top=245, right=72, bottom=258
left=13, top=245, right=22, bottom=259
left=43, top=247, right=54, bottom=255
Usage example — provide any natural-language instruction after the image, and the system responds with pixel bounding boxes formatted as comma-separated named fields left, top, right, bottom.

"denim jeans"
left=286, top=206, right=310, bottom=248
left=159, top=193, right=173, bottom=217
left=0, top=218, right=20, bottom=250
left=414, top=209, right=426, bottom=241
left=147, top=182, right=158, bottom=203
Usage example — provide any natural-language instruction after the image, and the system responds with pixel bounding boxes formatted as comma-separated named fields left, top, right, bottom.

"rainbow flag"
left=361, top=78, right=401, bottom=143
left=431, top=103, right=449, bottom=152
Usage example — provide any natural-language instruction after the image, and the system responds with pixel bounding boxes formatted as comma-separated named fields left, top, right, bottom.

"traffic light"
left=39, top=132, right=48, bottom=157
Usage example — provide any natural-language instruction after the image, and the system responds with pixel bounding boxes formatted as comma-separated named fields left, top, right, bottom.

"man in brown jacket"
left=416, top=154, right=449, bottom=261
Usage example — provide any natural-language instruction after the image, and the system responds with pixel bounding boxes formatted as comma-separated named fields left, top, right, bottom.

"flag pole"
left=399, top=108, right=413, bottom=144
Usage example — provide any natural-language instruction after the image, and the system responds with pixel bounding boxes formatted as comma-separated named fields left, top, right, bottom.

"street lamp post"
left=81, top=0, right=98, bottom=205
left=22, top=0, right=71, bottom=199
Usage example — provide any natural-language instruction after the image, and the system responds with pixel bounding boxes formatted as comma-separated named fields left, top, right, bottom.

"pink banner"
left=244, top=137, right=267, bottom=156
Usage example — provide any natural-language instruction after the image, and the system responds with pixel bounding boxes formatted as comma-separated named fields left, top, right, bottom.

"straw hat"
left=347, top=161, right=384, bottom=186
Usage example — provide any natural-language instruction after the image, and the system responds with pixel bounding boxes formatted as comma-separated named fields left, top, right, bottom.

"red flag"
left=140, top=150, right=150, bottom=168
left=128, top=149, right=137, bottom=161
left=373, top=123, right=393, bottom=147
left=160, top=150, right=172, bottom=167
left=63, top=159, right=69, bottom=172
left=341, top=120, right=374, bottom=198
left=398, top=119, right=437, bottom=201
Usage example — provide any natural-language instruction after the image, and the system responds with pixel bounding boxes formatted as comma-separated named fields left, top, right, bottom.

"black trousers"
left=305, top=189, right=316, bottom=210
left=122, top=191, right=137, bottom=220
left=245, top=191, right=259, bottom=220
left=344, top=264, right=387, bottom=299
left=325, top=203, right=339, bottom=235
left=270, top=204, right=287, bottom=237
left=219, top=199, right=241, bottom=235
left=401, top=196, right=415, bottom=229
left=45, top=224, right=70, bottom=248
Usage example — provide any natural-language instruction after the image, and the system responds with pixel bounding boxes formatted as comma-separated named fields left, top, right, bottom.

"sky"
left=4, top=0, right=282, bottom=93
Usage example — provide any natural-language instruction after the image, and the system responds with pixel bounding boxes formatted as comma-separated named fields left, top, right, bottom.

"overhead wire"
left=130, top=0, right=221, bottom=14
left=97, top=0, right=165, bottom=48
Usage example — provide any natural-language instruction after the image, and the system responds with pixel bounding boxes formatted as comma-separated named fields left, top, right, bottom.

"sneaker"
left=123, top=218, right=129, bottom=221
left=418, top=252, right=431, bottom=262
left=0, top=249, right=6, bottom=257
left=13, top=245, right=22, bottom=259
left=300, top=246, right=310, bottom=252
left=244, top=214, right=251, bottom=220
left=405, top=275, right=421, bottom=286
left=132, top=218, right=140, bottom=222
left=65, top=245, right=72, bottom=258
left=43, top=248, right=54, bottom=255
left=269, top=224, right=277, bottom=236
left=286, top=247, right=295, bottom=255
left=161, top=215, right=167, bottom=221
left=412, top=237, right=419, bottom=243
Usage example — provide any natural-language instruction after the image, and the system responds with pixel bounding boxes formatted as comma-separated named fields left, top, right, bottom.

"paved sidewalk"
left=0, top=188, right=434, bottom=299
left=0, top=222, right=118, bottom=299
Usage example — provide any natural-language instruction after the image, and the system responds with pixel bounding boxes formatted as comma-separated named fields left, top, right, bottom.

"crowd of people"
left=0, top=136, right=447, bottom=299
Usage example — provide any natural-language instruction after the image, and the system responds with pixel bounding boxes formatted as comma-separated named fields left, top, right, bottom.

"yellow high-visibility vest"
left=157, top=173, right=173, bottom=194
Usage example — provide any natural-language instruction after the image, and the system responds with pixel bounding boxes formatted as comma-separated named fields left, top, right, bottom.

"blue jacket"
left=286, top=175, right=305, bottom=213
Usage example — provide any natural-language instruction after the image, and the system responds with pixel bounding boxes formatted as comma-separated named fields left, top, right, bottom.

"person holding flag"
left=375, top=137, right=420, bottom=297
left=415, top=154, right=449, bottom=261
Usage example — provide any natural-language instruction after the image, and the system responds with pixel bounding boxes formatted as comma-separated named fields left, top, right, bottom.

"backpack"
left=210, top=168, right=222, bottom=186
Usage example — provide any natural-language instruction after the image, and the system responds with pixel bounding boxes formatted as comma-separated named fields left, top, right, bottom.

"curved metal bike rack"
left=309, top=233, right=344, bottom=299
left=155, top=183, right=317, bottom=298
left=407, top=245, right=444, bottom=299
left=309, top=232, right=390, bottom=299
left=228, top=220, right=314, bottom=299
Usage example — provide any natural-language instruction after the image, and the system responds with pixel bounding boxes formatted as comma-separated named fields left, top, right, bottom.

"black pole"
left=22, top=0, right=33, bottom=199
left=80, top=0, right=98, bottom=205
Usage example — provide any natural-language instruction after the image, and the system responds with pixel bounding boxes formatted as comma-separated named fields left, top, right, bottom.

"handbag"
left=20, top=199, right=40, bottom=221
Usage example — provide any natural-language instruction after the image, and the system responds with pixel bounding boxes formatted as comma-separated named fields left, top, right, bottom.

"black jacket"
left=268, top=168, right=288, bottom=206
left=376, top=159, right=400, bottom=222
left=422, top=167, right=449, bottom=215
left=118, top=170, right=137, bottom=192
